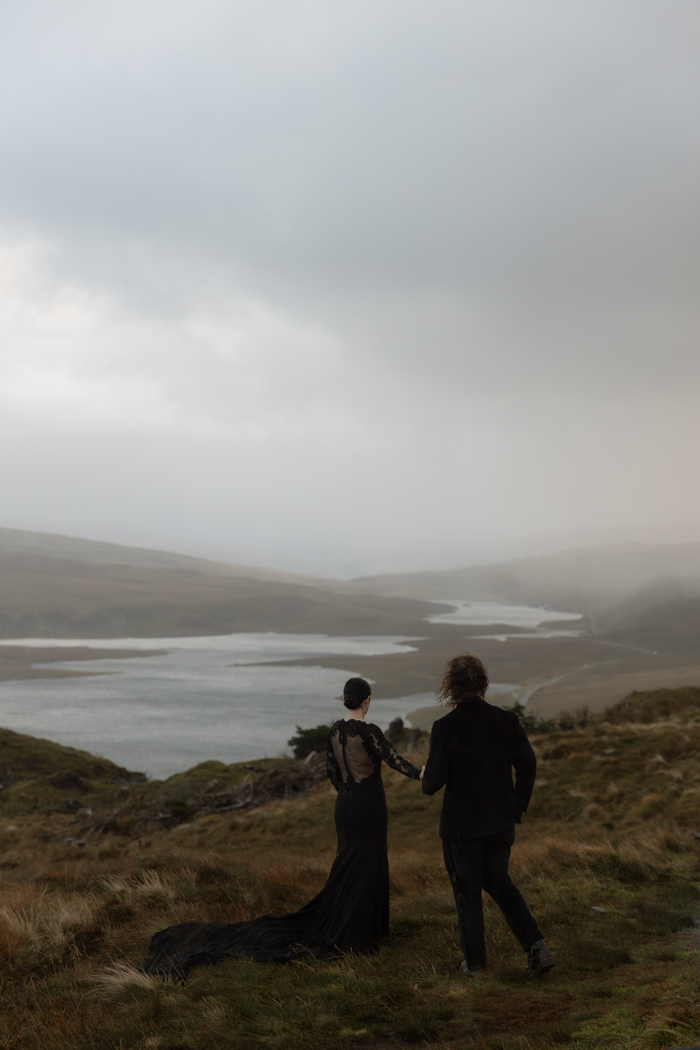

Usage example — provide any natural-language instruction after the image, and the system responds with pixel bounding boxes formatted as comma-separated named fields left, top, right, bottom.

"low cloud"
left=0, top=0, right=699, bottom=573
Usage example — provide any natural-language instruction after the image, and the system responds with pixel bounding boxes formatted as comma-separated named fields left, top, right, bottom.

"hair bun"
left=342, top=677, right=371, bottom=709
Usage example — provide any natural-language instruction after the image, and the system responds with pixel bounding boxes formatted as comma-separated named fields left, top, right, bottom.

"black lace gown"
left=142, top=719, right=421, bottom=977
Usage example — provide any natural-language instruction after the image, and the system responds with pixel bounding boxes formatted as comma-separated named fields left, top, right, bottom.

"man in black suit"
left=421, top=652, right=554, bottom=976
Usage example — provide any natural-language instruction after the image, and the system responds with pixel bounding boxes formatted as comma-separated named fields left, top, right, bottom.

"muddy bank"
left=0, top=645, right=165, bottom=682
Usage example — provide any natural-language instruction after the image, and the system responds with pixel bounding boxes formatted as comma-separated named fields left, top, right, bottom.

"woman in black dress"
left=142, top=678, right=422, bottom=977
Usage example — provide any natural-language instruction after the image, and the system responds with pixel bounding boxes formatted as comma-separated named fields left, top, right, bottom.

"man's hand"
left=420, top=765, right=426, bottom=780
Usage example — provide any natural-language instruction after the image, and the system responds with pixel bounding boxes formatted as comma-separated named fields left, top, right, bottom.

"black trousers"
left=443, top=827, right=542, bottom=970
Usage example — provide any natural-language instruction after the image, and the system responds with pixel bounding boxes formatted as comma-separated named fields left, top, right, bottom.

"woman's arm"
left=363, top=723, right=421, bottom=779
left=326, top=729, right=341, bottom=791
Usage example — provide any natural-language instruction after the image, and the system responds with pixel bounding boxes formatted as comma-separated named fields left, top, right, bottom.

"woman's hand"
left=419, top=765, right=426, bottom=780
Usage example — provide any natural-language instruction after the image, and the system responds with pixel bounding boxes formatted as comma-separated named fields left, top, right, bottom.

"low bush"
left=287, top=723, right=331, bottom=759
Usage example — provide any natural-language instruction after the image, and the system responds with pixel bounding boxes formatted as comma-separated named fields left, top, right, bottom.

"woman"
left=142, top=678, right=421, bottom=977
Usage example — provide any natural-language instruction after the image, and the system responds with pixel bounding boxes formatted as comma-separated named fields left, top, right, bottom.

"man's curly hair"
left=436, top=652, right=489, bottom=708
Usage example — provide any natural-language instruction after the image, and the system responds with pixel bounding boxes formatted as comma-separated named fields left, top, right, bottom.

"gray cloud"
left=0, top=0, right=699, bottom=574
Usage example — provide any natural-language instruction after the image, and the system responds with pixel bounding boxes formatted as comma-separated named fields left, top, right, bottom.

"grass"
left=0, top=550, right=438, bottom=639
left=1, top=689, right=700, bottom=1048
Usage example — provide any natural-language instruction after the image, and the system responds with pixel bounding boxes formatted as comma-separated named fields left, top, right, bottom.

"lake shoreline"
left=2, top=599, right=696, bottom=775
left=0, top=644, right=167, bottom=682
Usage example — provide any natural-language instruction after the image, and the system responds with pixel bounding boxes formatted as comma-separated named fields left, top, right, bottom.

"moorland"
left=1, top=527, right=700, bottom=717
left=1, top=686, right=700, bottom=1049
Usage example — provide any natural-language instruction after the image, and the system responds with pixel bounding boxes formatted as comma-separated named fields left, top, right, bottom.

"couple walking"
left=143, top=652, right=553, bottom=978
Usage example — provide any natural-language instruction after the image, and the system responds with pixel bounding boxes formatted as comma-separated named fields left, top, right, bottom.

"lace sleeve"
left=326, top=727, right=341, bottom=791
left=362, top=723, right=421, bottom=779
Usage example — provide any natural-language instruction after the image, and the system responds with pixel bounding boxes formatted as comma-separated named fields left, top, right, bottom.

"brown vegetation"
left=352, top=541, right=700, bottom=610
left=1, top=689, right=700, bottom=1047
left=0, top=551, right=439, bottom=638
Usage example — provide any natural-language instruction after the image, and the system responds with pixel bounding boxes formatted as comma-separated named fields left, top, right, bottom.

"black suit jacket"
left=421, top=698, right=537, bottom=839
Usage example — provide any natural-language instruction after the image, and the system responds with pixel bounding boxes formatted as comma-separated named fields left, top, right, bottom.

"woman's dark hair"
left=343, top=677, right=371, bottom=709
left=436, top=653, right=489, bottom=708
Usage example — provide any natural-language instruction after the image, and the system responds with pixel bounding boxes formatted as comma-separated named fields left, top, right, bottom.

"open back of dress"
left=327, top=719, right=422, bottom=786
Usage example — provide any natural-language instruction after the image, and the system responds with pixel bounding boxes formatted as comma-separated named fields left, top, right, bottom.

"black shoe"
left=459, top=960, right=482, bottom=976
left=526, top=938, right=554, bottom=976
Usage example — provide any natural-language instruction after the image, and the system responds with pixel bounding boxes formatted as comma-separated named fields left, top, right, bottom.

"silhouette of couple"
left=143, top=653, right=554, bottom=979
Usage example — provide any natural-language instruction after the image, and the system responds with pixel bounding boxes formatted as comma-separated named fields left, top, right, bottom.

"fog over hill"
left=597, top=576, right=700, bottom=654
left=0, top=528, right=444, bottom=639
left=3, top=528, right=700, bottom=638
left=600, top=575, right=700, bottom=626
left=353, top=542, right=700, bottom=613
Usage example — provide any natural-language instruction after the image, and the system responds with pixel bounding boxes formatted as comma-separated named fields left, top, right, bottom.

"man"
left=421, top=652, right=554, bottom=976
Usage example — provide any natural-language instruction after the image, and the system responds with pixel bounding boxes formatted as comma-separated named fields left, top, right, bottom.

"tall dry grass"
left=0, top=884, right=100, bottom=965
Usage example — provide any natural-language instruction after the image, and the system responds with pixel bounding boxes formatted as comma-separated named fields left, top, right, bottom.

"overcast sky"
left=0, top=0, right=699, bottom=575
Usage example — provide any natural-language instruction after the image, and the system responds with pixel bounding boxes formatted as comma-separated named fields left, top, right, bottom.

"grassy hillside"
left=519, top=581, right=700, bottom=717
left=0, top=526, right=349, bottom=587
left=0, top=551, right=439, bottom=638
left=0, top=725, right=145, bottom=784
left=599, top=578, right=700, bottom=653
left=353, top=541, right=700, bottom=611
left=603, top=595, right=700, bottom=653
left=1, top=688, right=700, bottom=1049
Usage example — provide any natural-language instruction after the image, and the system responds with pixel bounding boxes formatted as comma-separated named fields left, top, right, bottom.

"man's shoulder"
left=484, top=703, right=524, bottom=734
left=454, top=700, right=522, bottom=731
left=431, top=703, right=487, bottom=731
left=448, top=699, right=519, bottom=717
left=431, top=708, right=456, bottom=732
left=432, top=701, right=521, bottom=730
left=485, top=702, right=520, bottom=723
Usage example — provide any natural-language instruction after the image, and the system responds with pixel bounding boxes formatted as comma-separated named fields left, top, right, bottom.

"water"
left=0, top=634, right=419, bottom=779
left=0, top=601, right=585, bottom=777
left=425, top=600, right=583, bottom=639
left=1, top=633, right=420, bottom=659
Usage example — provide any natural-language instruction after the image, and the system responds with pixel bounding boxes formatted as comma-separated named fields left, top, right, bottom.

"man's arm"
left=421, top=719, right=450, bottom=796
left=512, top=722, right=537, bottom=818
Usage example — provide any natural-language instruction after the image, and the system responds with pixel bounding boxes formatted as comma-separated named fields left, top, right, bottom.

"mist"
left=1, top=0, right=699, bottom=575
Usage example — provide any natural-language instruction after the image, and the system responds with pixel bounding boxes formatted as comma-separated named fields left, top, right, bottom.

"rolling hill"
left=0, top=548, right=436, bottom=638
left=0, top=526, right=350, bottom=588
left=353, top=541, right=700, bottom=613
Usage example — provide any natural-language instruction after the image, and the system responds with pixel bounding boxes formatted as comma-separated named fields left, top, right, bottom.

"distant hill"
left=0, top=526, right=351, bottom=590
left=0, top=548, right=437, bottom=638
left=353, top=542, right=700, bottom=613
left=599, top=575, right=700, bottom=626
left=597, top=577, right=700, bottom=654
left=3, top=527, right=700, bottom=651
left=0, top=527, right=422, bottom=638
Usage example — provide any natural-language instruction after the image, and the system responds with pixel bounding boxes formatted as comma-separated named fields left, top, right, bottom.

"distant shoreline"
left=0, top=645, right=166, bottom=683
